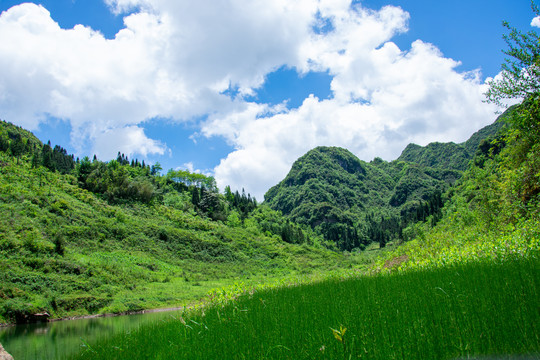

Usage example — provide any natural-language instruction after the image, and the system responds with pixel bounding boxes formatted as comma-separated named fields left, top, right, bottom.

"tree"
left=77, top=156, right=93, bottom=185
left=151, top=162, right=162, bottom=176
left=0, top=133, right=8, bottom=152
left=41, top=143, right=55, bottom=171
left=199, top=190, right=226, bottom=220
left=485, top=2, right=540, bottom=107
left=379, top=232, right=387, bottom=249
left=9, top=133, right=26, bottom=160
left=484, top=3, right=540, bottom=212
left=31, top=152, right=41, bottom=168
left=191, top=186, right=200, bottom=207
left=227, top=210, right=242, bottom=227
left=224, top=185, right=234, bottom=202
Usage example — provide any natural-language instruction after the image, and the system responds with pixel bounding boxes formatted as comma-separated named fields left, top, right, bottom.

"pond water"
left=0, top=310, right=182, bottom=360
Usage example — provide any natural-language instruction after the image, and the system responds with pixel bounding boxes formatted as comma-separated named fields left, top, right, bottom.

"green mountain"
left=264, top=108, right=511, bottom=251
left=263, top=147, right=449, bottom=251
left=397, top=107, right=510, bottom=170
left=0, top=120, right=346, bottom=324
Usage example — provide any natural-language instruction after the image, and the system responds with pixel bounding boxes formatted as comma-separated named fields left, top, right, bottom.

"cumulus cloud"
left=93, top=125, right=167, bottom=160
left=177, top=162, right=213, bottom=177
left=0, top=1, right=318, bottom=156
left=0, top=0, right=499, bottom=200
left=0, top=3, right=185, bottom=154
left=531, top=16, right=540, bottom=27
left=206, top=6, right=498, bottom=199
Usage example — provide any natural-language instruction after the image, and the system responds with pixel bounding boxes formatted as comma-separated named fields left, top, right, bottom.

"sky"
left=0, top=0, right=535, bottom=200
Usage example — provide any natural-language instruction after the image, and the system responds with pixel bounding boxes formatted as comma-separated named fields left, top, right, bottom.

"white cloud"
left=0, top=1, right=324, bottom=158
left=207, top=6, right=499, bottom=200
left=531, top=16, right=540, bottom=27
left=0, top=1, right=499, bottom=200
left=182, top=162, right=197, bottom=173
left=93, top=125, right=167, bottom=160
left=0, top=3, right=184, bottom=155
left=106, top=0, right=321, bottom=91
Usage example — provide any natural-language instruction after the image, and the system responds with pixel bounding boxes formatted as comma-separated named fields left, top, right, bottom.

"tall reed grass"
left=72, top=256, right=539, bottom=359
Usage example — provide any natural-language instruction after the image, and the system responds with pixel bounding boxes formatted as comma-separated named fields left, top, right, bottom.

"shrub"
left=0, top=298, right=40, bottom=323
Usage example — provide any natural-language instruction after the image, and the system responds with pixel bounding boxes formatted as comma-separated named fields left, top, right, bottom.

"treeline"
left=224, top=186, right=257, bottom=218
left=299, top=189, right=445, bottom=252
left=365, top=190, right=444, bottom=249
left=0, top=119, right=316, bottom=248
left=0, top=122, right=75, bottom=174
left=77, top=156, right=155, bottom=203
left=38, top=143, right=76, bottom=174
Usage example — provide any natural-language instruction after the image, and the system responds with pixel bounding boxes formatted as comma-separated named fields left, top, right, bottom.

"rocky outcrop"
left=0, top=343, right=14, bottom=360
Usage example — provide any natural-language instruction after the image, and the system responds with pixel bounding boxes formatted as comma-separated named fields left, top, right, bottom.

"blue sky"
left=0, top=0, right=534, bottom=199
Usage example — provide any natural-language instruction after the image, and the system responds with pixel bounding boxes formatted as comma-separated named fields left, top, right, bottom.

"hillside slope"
left=0, top=121, right=347, bottom=324
left=397, top=107, right=510, bottom=170
left=374, top=100, right=539, bottom=272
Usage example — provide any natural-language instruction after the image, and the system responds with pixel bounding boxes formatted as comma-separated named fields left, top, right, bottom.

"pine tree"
left=41, top=143, right=55, bottom=171
left=191, top=186, right=200, bottom=207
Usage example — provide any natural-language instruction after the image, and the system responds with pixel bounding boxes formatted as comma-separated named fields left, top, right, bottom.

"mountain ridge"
left=264, top=107, right=511, bottom=250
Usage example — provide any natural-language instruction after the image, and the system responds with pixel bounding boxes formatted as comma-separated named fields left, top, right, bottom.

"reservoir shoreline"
left=0, top=305, right=188, bottom=328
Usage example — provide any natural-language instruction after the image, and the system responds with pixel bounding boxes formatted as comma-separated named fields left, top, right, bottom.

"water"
left=0, top=310, right=182, bottom=360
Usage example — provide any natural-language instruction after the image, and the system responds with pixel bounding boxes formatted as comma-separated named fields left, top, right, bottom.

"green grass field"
left=71, top=255, right=539, bottom=360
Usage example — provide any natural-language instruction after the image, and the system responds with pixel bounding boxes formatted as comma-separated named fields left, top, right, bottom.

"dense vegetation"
left=264, top=116, right=505, bottom=251
left=0, top=120, right=350, bottom=324
left=71, top=258, right=539, bottom=360
left=373, top=6, right=540, bottom=273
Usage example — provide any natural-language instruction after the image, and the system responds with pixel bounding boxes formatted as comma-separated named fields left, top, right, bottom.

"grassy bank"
left=71, top=255, right=539, bottom=360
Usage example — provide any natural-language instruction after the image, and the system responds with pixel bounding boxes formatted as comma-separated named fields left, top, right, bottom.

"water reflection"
left=0, top=310, right=181, bottom=360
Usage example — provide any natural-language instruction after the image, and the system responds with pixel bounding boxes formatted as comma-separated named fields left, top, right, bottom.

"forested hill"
left=0, top=120, right=346, bottom=324
left=264, top=108, right=510, bottom=252
left=397, top=106, right=512, bottom=171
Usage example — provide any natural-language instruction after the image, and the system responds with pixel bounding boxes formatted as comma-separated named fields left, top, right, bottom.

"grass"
left=71, top=255, right=539, bottom=360
left=374, top=206, right=540, bottom=274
